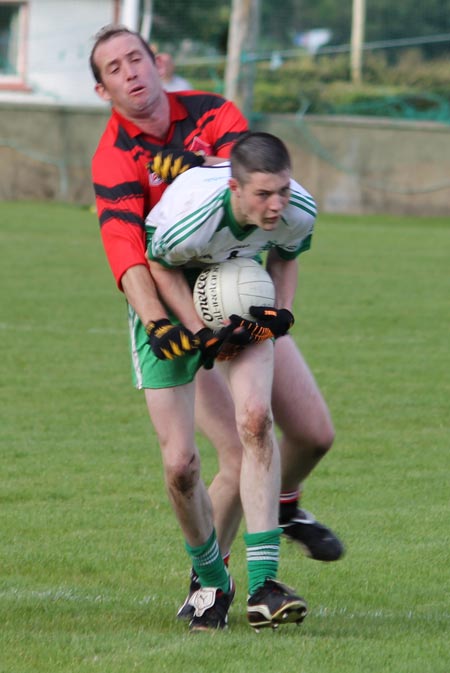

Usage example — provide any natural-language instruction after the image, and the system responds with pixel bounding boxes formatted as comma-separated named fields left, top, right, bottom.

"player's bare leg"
left=195, top=367, right=243, bottom=552
left=177, top=335, right=343, bottom=620
left=221, top=340, right=307, bottom=630
left=175, top=369, right=243, bottom=620
left=145, top=383, right=234, bottom=630
left=273, top=335, right=335, bottom=487
left=145, top=383, right=214, bottom=545
left=219, top=340, right=280, bottom=533
left=272, top=335, right=344, bottom=561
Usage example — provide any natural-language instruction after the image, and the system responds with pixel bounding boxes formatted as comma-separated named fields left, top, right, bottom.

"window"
left=0, top=1, right=27, bottom=87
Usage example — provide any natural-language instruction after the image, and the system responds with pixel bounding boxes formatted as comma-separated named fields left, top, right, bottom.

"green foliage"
left=150, top=0, right=450, bottom=59
left=182, top=52, right=450, bottom=119
left=364, top=0, right=450, bottom=49
left=152, top=0, right=230, bottom=54
left=1, top=202, right=449, bottom=672
left=151, top=0, right=450, bottom=119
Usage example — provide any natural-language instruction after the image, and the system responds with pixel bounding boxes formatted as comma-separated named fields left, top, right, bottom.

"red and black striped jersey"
left=92, top=91, right=248, bottom=288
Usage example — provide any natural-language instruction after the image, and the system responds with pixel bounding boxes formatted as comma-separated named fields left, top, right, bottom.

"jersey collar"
left=111, top=93, right=188, bottom=140
left=222, top=190, right=257, bottom=240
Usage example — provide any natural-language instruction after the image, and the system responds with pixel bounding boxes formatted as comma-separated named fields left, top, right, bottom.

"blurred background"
left=149, top=0, right=450, bottom=122
left=1, top=0, right=449, bottom=213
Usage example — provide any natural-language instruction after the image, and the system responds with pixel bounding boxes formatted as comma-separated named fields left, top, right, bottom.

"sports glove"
left=149, top=149, right=205, bottom=183
left=249, top=306, right=295, bottom=338
left=227, top=315, right=275, bottom=345
left=213, top=307, right=294, bottom=359
left=195, top=324, right=236, bottom=369
left=145, top=319, right=198, bottom=360
left=216, top=342, right=245, bottom=362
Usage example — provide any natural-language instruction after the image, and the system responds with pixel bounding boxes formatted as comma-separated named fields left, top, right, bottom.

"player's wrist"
left=145, top=318, right=172, bottom=336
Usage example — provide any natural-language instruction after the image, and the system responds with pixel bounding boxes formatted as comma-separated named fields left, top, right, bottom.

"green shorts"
left=127, top=303, right=203, bottom=389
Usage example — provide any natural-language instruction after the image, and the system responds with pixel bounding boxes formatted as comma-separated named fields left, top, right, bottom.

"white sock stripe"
left=247, top=550, right=280, bottom=562
left=195, top=539, right=220, bottom=567
left=247, top=544, right=280, bottom=553
left=279, top=490, right=300, bottom=502
left=247, top=545, right=280, bottom=556
left=247, top=554, right=279, bottom=563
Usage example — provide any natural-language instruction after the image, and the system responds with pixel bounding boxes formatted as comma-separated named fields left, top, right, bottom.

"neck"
left=230, top=191, right=247, bottom=228
left=121, top=92, right=170, bottom=138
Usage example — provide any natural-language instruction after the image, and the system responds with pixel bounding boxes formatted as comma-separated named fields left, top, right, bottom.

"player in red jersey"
left=90, top=25, right=343, bottom=630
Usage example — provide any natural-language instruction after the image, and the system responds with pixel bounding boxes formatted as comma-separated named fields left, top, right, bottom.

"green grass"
left=1, top=203, right=449, bottom=672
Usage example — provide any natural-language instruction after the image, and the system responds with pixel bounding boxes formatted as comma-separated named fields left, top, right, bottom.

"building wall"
left=0, top=0, right=115, bottom=105
left=0, top=102, right=449, bottom=216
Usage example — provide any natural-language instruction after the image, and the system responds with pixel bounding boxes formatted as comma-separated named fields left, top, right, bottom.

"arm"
left=147, top=259, right=205, bottom=333
left=123, top=263, right=203, bottom=361
left=120, top=264, right=168, bottom=325
left=242, top=251, right=297, bottom=339
left=147, top=259, right=235, bottom=367
left=266, top=250, right=299, bottom=312
left=93, top=145, right=169, bottom=324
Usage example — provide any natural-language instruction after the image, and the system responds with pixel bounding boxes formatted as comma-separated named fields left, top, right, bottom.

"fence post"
left=351, top=0, right=366, bottom=84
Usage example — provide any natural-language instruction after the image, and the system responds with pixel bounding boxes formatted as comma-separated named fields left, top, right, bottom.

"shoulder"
left=148, top=165, right=229, bottom=224
left=174, top=91, right=244, bottom=120
left=94, top=114, right=116, bottom=153
left=155, top=163, right=230, bottom=203
left=288, top=179, right=317, bottom=218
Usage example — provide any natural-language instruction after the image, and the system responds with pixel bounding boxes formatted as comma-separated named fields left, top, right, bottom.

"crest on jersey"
left=149, top=172, right=164, bottom=186
left=187, top=136, right=212, bottom=156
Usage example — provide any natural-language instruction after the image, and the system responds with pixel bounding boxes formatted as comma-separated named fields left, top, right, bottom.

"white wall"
left=0, top=0, right=116, bottom=105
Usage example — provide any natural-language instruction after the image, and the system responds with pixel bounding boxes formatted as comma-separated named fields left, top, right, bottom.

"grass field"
left=1, top=202, right=449, bottom=673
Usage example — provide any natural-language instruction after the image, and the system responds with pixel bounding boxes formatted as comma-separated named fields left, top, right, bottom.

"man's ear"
left=228, top=177, right=239, bottom=192
left=95, top=82, right=111, bottom=102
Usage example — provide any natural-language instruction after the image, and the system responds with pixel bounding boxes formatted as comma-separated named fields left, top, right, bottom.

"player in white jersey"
left=147, top=162, right=315, bottom=267
left=146, top=132, right=343, bottom=625
left=144, top=132, right=324, bottom=631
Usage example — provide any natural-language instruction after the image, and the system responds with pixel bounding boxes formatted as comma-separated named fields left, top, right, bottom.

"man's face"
left=93, top=33, right=162, bottom=117
left=230, top=170, right=291, bottom=230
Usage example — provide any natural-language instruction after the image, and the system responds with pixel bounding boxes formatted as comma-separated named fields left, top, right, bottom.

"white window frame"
left=0, top=1, right=29, bottom=90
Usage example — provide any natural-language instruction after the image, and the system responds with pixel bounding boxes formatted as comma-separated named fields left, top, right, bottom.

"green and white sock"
left=185, top=529, right=230, bottom=593
left=244, top=528, right=282, bottom=595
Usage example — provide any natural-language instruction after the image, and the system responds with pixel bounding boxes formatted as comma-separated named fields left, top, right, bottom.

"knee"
left=311, top=420, right=335, bottom=459
left=237, top=403, right=274, bottom=452
left=164, top=451, right=200, bottom=495
left=287, top=417, right=335, bottom=462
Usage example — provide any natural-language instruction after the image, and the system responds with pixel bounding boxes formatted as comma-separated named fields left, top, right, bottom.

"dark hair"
left=230, top=132, right=292, bottom=184
left=90, top=24, right=156, bottom=84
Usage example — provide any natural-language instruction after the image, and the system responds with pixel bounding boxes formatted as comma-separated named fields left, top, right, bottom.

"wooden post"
left=224, top=0, right=253, bottom=105
left=140, top=0, right=153, bottom=41
left=350, top=0, right=366, bottom=84
left=120, top=0, right=140, bottom=31
left=241, top=0, right=260, bottom=120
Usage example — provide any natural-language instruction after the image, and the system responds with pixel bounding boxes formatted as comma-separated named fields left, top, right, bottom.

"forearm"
left=203, top=155, right=228, bottom=166
left=120, top=264, right=168, bottom=325
left=266, top=252, right=298, bottom=311
left=147, top=261, right=205, bottom=332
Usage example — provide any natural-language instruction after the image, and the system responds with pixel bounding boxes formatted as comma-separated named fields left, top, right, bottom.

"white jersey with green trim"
left=146, top=163, right=316, bottom=268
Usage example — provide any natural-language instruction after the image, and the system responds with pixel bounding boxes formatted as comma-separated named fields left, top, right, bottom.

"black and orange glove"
left=195, top=323, right=236, bottom=370
left=145, top=319, right=198, bottom=360
left=216, top=342, right=245, bottom=362
left=249, top=306, right=295, bottom=338
left=149, top=149, right=205, bottom=183
left=226, top=315, right=275, bottom=345
left=216, top=309, right=294, bottom=361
